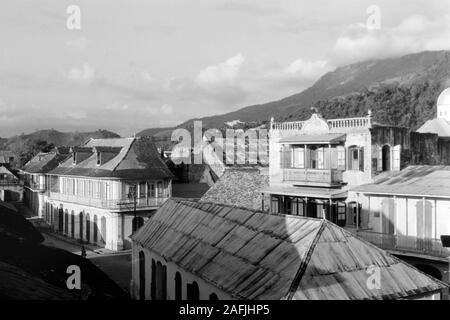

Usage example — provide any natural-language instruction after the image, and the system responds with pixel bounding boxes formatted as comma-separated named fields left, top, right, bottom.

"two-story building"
left=20, top=147, right=71, bottom=218
left=36, top=137, right=173, bottom=251
left=263, top=110, right=405, bottom=228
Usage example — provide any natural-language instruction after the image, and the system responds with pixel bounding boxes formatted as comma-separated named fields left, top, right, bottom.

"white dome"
left=437, top=88, right=450, bottom=106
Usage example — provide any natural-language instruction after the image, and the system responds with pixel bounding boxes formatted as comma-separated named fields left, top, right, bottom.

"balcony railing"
left=283, top=168, right=343, bottom=186
left=0, top=179, right=21, bottom=186
left=271, top=115, right=372, bottom=131
left=356, top=231, right=450, bottom=259
left=49, top=192, right=168, bottom=211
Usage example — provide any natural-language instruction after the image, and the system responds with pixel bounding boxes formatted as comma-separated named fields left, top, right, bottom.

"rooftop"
left=200, top=167, right=269, bottom=211
left=49, top=137, right=174, bottom=180
left=417, top=118, right=450, bottom=138
left=21, top=148, right=70, bottom=174
left=353, top=165, right=450, bottom=198
left=132, top=199, right=446, bottom=300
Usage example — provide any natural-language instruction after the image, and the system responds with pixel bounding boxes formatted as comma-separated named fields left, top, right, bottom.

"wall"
left=131, top=244, right=233, bottom=300
left=45, top=199, right=125, bottom=251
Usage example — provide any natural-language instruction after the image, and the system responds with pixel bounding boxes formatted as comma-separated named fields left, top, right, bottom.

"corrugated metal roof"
left=353, top=166, right=450, bottom=198
left=132, top=199, right=446, bottom=300
left=280, top=133, right=346, bottom=144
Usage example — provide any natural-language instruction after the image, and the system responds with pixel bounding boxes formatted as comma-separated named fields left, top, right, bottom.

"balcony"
left=49, top=192, right=168, bottom=212
left=356, top=231, right=450, bottom=260
left=0, top=179, right=21, bottom=187
left=283, top=168, right=343, bottom=187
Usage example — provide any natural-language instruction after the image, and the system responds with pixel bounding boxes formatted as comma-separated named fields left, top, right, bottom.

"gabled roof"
left=49, top=137, right=174, bottom=180
left=353, top=165, right=450, bottom=198
left=417, top=118, right=450, bottom=138
left=132, top=199, right=446, bottom=300
left=21, top=149, right=71, bottom=174
left=200, top=167, right=269, bottom=210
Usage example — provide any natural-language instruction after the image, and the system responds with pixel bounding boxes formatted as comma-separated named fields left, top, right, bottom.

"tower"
left=437, top=88, right=450, bottom=122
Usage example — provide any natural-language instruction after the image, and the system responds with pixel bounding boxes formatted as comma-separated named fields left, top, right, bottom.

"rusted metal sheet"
left=132, top=199, right=447, bottom=300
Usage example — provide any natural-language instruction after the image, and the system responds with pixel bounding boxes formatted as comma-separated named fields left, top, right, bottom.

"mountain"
left=138, top=50, right=450, bottom=139
left=1, top=129, right=120, bottom=167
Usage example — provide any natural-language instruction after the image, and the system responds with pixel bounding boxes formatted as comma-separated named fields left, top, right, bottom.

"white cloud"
left=66, top=36, right=89, bottom=50
left=196, top=53, right=245, bottom=87
left=330, top=14, right=450, bottom=65
left=67, top=63, right=95, bottom=84
left=160, top=104, right=173, bottom=115
left=285, top=59, right=332, bottom=79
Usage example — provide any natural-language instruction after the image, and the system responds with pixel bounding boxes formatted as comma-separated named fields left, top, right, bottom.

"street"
left=41, top=231, right=132, bottom=295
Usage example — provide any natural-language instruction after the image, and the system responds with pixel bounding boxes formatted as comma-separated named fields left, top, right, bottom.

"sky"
left=0, top=0, right=449, bottom=137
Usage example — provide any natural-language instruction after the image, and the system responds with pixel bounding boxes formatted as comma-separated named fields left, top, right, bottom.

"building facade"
left=22, top=137, right=173, bottom=251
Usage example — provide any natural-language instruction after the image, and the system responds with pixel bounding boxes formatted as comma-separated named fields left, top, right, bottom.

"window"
left=271, top=196, right=280, bottom=214
left=72, top=152, right=76, bottom=165
left=174, top=272, right=182, bottom=300
left=186, top=281, right=200, bottom=301
left=290, top=198, right=305, bottom=216
left=209, top=293, right=219, bottom=301
left=157, top=182, right=163, bottom=197
left=292, top=147, right=305, bottom=168
left=336, top=202, right=347, bottom=227
left=139, top=182, right=146, bottom=198
left=337, top=146, right=346, bottom=170
left=348, top=147, right=364, bottom=171
left=147, top=183, right=155, bottom=198
left=96, top=151, right=101, bottom=166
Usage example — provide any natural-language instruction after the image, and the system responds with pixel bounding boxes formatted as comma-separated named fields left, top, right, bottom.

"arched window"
left=187, top=281, right=200, bottom=300
left=101, top=216, right=107, bottom=244
left=58, top=207, right=64, bottom=233
left=79, top=212, right=84, bottom=241
left=71, top=211, right=75, bottom=237
left=382, top=145, right=391, bottom=172
left=155, top=261, right=167, bottom=300
left=174, top=272, right=182, bottom=300
left=209, top=293, right=219, bottom=301
left=86, top=213, right=90, bottom=242
left=93, top=215, right=98, bottom=243
left=151, top=259, right=156, bottom=300
left=139, top=251, right=146, bottom=300
left=64, top=210, right=69, bottom=234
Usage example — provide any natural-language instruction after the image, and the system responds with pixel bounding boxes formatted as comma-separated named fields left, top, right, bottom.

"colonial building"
left=262, top=89, right=450, bottom=289
left=20, top=147, right=71, bottom=218
left=131, top=199, right=446, bottom=300
left=22, top=137, right=173, bottom=251
left=351, top=166, right=450, bottom=283
left=263, top=110, right=406, bottom=227
left=0, top=166, right=22, bottom=202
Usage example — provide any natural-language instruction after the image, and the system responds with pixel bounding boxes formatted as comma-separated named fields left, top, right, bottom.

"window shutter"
left=347, top=148, right=352, bottom=171
left=392, top=145, right=401, bottom=171
left=285, top=147, right=292, bottom=168
left=377, top=146, right=383, bottom=172
left=359, top=147, right=364, bottom=172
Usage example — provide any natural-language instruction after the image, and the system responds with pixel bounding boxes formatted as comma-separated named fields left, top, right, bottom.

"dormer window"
left=96, top=151, right=101, bottom=166
left=72, top=152, right=76, bottom=165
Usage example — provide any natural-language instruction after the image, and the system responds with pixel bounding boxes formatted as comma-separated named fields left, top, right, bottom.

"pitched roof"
left=417, top=118, right=450, bottom=138
left=200, top=167, right=269, bottom=211
left=21, top=149, right=70, bottom=174
left=353, top=165, right=450, bottom=198
left=132, top=199, right=446, bottom=300
left=49, top=137, right=174, bottom=180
